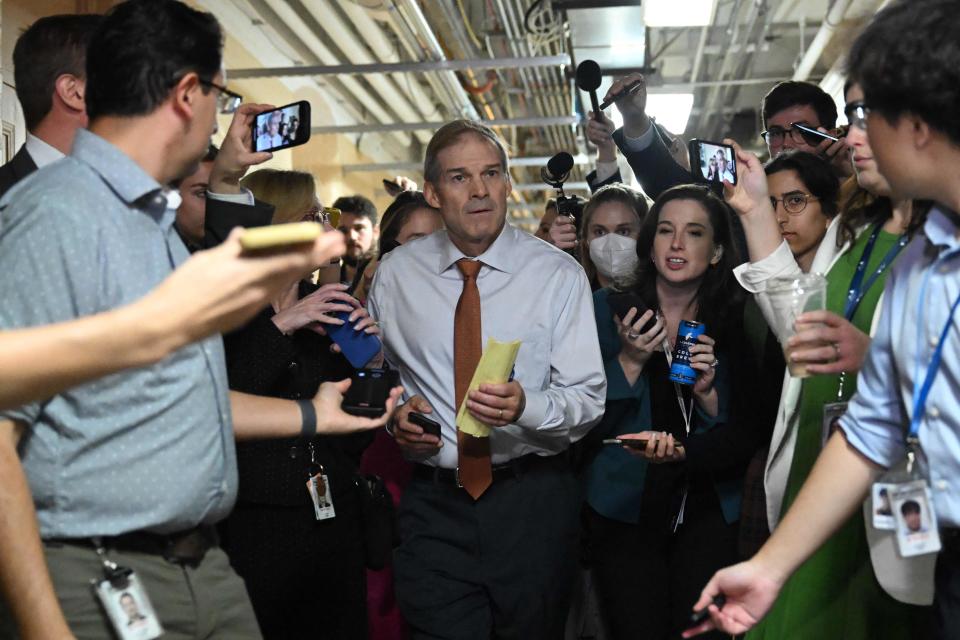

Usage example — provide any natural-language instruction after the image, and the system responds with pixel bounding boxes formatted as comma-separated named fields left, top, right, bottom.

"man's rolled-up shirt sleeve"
left=516, top=270, right=607, bottom=442
left=838, top=270, right=908, bottom=469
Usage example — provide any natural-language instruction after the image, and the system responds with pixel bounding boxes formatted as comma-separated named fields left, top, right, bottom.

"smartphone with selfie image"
left=252, top=100, right=311, bottom=152
left=688, top=139, right=737, bottom=186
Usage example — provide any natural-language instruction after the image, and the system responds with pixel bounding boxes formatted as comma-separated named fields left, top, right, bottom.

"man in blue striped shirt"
left=687, top=2, right=960, bottom=639
left=0, top=2, right=399, bottom=638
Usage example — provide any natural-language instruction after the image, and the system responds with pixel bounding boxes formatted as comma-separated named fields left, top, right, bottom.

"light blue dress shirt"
left=841, top=207, right=960, bottom=526
left=367, top=223, right=607, bottom=468
left=0, top=130, right=236, bottom=538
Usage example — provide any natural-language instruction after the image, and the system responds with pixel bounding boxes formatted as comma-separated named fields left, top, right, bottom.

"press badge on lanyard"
left=305, top=442, right=336, bottom=521
left=90, top=539, right=163, bottom=640
left=870, top=288, right=960, bottom=557
left=823, top=225, right=908, bottom=446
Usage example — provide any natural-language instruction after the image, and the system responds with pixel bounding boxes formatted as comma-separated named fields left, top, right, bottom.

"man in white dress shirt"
left=0, top=14, right=101, bottom=196
left=367, top=119, right=606, bottom=638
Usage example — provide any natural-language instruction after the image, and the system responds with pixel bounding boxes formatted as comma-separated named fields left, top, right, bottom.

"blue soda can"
left=669, top=320, right=705, bottom=385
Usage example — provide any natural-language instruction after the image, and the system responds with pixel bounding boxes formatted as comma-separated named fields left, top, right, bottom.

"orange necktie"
left=454, top=258, right=492, bottom=499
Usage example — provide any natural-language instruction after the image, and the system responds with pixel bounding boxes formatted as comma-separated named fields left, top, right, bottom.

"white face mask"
left=589, top=233, right=638, bottom=280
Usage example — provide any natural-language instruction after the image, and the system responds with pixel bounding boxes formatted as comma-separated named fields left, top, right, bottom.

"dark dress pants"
left=394, top=456, right=581, bottom=640
left=220, top=501, right=367, bottom=640
left=933, top=529, right=960, bottom=639
left=588, top=483, right=739, bottom=640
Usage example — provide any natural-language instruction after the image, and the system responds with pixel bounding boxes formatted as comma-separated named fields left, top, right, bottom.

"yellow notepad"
left=456, top=338, right=522, bottom=438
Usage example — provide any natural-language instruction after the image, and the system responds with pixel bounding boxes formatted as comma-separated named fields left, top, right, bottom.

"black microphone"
left=575, top=59, right=602, bottom=121
left=544, top=151, right=574, bottom=183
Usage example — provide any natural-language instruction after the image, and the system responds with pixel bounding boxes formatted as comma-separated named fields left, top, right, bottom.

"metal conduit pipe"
left=336, top=1, right=445, bottom=121
left=392, top=0, right=481, bottom=120
left=691, top=0, right=743, bottom=135
left=493, top=0, right=563, bottom=152
left=260, top=0, right=410, bottom=147
left=303, top=2, right=433, bottom=144
left=379, top=3, right=464, bottom=120
left=505, top=0, right=571, bottom=151
left=792, top=0, right=853, bottom=81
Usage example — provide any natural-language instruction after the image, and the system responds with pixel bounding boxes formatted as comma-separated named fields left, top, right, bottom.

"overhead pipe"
left=392, top=0, right=481, bottom=120
left=311, top=115, right=581, bottom=135
left=792, top=0, right=853, bottom=80
left=258, top=0, right=409, bottom=147
left=301, top=2, right=433, bottom=144
left=228, top=55, right=572, bottom=78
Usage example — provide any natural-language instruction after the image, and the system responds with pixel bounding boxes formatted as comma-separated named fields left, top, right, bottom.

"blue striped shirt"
left=841, top=208, right=960, bottom=526
left=0, top=129, right=236, bottom=537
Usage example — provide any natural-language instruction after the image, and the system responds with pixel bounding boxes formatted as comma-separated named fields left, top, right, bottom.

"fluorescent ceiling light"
left=646, top=93, right=694, bottom=134
left=644, top=0, right=715, bottom=27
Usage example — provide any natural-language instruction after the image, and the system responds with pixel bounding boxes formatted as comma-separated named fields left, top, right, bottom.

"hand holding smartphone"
left=408, top=412, right=441, bottom=438
left=688, top=139, right=738, bottom=186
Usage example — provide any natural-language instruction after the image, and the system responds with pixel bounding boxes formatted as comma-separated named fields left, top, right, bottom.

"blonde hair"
left=240, top=169, right=317, bottom=225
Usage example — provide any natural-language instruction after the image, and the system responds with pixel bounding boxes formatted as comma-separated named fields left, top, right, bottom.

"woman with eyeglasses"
left=723, top=81, right=930, bottom=640
left=765, top=151, right=839, bottom=273
left=217, top=168, right=379, bottom=639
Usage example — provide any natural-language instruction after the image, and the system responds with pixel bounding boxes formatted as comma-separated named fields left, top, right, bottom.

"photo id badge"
left=871, top=482, right=898, bottom=530
left=821, top=402, right=848, bottom=448
left=306, top=473, right=336, bottom=520
left=92, top=570, right=163, bottom=640
left=891, top=480, right=941, bottom=558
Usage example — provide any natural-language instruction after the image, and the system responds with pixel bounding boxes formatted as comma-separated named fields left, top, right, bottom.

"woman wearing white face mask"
left=580, top=184, right=648, bottom=289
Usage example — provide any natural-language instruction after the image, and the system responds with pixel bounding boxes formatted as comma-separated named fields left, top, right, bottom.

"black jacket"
left=223, top=282, right=372, bottom=507
left=0, top=145, right=38, bottom=198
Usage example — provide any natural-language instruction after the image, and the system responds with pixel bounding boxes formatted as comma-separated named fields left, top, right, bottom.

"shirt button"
left=930, top=336, right=940, bottom=348
left=930, top=406, right=941, bottom=419
left=936, top=480, right=949, bottom=491
left=940, top=264, right=950, bottom=274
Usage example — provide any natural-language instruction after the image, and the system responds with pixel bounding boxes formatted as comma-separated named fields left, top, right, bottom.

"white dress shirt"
left=367, top=222, right=607, bottom=468
left=25, top=133, right=65, bottom=169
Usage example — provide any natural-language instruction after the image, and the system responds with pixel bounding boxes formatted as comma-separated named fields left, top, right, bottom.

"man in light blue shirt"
left=368, top=119, right=606, bottom=638
left=0, top=2, right=398, bottom=639
left=686, top=2, right=960, bottom=639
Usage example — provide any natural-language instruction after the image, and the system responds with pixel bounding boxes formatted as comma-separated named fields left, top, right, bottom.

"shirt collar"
left=71, top=129, right=164, bottom=207
left=24, top=133, right=65, bottom=169
left=437, top=222, right=519, bottom=274
left=923, top=206, right=960, bottom=253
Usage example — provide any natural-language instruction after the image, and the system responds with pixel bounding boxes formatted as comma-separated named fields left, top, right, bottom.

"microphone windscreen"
left=547, top=151, right=574, bottom=178
left=575, top=59, right=602, bottom=92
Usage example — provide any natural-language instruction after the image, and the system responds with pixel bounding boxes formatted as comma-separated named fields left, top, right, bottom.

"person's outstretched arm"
left=0, top=228, right=344, bottom=411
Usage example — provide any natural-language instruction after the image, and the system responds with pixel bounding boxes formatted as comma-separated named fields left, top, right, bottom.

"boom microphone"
left=575, top=59, right=602, bottom=121
left=544, top=151, right=574, bottom=183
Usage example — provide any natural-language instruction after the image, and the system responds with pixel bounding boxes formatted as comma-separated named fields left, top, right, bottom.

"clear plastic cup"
left=764, top=273, right=828, bottom=378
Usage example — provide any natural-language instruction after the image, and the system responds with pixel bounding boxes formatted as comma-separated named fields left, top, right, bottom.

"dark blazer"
left=585, top=167, right=623, bottom=193
left=0, top=145, right=38, bottom=198
left=222, top=281, right=372, bottom=507
left=200, top=195, right=275, bottom=249
left=612, top=124, right=693, bottom=202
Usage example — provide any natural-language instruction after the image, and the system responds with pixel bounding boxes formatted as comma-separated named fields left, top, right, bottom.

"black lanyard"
left=844, top=223, right=908, bottom=321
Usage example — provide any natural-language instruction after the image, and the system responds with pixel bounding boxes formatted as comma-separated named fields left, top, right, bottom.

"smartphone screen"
left=689, top=139, right=737, bottom=186
left=252, top=101, right=311, bottom=152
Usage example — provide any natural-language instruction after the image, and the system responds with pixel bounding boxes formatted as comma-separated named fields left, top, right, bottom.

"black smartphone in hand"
left=607, top=292, right=657, bottom=334
left=408, top=412, right=441, bottom=438
left=342, top=368, right=399, bottom=417
left=602, top=437, right=650, bottom=449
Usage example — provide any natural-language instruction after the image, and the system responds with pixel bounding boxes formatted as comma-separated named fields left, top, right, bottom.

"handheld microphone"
left=542, top=151, right=574, bottom=185
left=575, top=60, right=602, bottom=121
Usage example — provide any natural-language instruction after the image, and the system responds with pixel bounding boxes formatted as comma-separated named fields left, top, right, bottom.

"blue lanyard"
left=844, top=223, right=909, bottom=321
left=908, top=289, right=960, bottom=439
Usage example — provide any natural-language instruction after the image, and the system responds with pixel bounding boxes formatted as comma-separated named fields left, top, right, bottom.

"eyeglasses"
left=199, top=79, right=242, bottom=114
left=844, top=100, right=870, bottom=131
left=770, top=192, right=820, bottom=215
left=760, top=123, right=825, bottom=147
left=302, top=206, right=341, bottom=227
